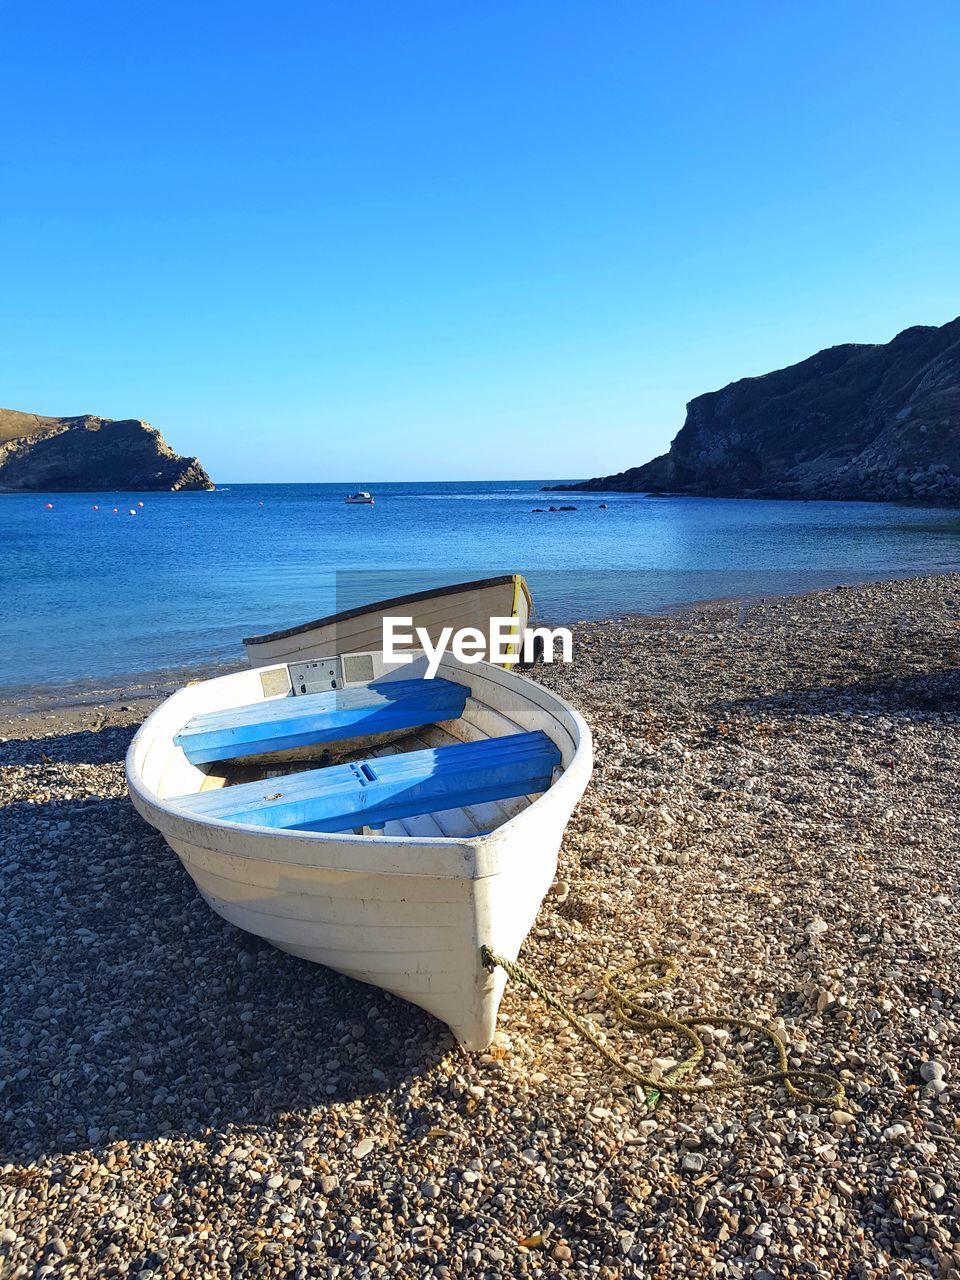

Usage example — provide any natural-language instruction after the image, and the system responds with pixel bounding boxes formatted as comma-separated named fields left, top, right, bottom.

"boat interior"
left=167, top=654, right=563, bottom=840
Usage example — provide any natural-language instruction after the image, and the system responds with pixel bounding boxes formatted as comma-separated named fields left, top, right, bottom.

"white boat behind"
left=126, top=652, right=592, bottom=1050
left=344, top=490, right=374, bottom=504
left=243, top=573, right=534, bottom=670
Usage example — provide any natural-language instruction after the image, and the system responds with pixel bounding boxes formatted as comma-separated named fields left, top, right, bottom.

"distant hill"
left=0, top=408, right=66, bottom=445
left=549, top=316, right=960, bottom=504
left=0, top=409, right=213, bottom=491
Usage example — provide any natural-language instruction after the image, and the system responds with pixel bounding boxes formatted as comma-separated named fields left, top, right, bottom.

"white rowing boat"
left=242, top=574, right=533, bottom=669
left=126, top=651, right=591, bottom=1049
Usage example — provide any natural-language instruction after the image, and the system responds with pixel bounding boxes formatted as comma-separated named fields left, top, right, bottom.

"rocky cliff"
left=0, top=409, right=213, bottom=491
left=550, top=316, right=960, bottom=503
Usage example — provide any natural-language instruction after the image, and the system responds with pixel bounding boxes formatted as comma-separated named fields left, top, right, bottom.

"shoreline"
left=4, top=568, right=954, bottom=726
left=541, top=484, right=960, bottom=508
left=2, top=571, right=958, bottom=1274
left=0, top=660, right=239, bottom=740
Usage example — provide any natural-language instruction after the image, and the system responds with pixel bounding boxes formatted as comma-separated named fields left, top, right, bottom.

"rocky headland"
left=551, top=315, right=960, bottom=504
left=0, top=408, right=213, bottom=491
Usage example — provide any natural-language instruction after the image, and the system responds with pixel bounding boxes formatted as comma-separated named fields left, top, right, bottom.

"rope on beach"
left=480, top=946, right=844, bottom=1108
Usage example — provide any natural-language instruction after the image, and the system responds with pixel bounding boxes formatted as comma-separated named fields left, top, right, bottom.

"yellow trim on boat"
left=502, top=573, right=524, bottom=667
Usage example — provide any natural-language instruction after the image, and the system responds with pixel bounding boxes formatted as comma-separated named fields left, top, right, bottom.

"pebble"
left=2, top=575, right=960, bottom=1279
left=920, top=1060, right=945, bottom=1083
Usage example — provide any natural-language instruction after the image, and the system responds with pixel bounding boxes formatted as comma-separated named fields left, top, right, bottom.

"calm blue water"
left=3, top=480, right=960, bottom=697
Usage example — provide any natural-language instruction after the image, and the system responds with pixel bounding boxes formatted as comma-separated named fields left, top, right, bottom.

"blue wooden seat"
left=175, top=678, right=469, bottom=765
left=172, top=731, right=560, bottom=833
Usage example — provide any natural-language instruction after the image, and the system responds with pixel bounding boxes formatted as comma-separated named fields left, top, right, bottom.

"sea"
left=3, top=480, right=960, bottom=702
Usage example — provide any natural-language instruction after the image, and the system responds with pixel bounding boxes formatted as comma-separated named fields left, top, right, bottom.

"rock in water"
left=548, top=315, right=960, bottom=504
left=0, top=407, right=214, bottom=491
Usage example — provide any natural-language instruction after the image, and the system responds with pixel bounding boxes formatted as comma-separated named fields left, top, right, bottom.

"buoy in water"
left=45, top=502, right=53, bottom=509
left=137, top=501, right=144, bottom=507
left=113, top=507, right=119, bottom=513
left=129, top=509, right=137, bottom=516
left=93, top=504, right=99, bottom=510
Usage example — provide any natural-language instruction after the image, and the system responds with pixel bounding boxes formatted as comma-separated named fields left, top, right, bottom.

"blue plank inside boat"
left=175, top=677, right=469, bottom=765
left=172, top=731, right=560, bottom=833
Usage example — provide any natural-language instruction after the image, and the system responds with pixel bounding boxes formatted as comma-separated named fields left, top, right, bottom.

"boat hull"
left=125, top=654, right=591, bottom=1050
left=242, top=575, right=532, bottom=669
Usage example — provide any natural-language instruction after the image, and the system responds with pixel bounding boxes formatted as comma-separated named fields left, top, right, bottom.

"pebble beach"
left=2, top=573, right=959, bottom=1279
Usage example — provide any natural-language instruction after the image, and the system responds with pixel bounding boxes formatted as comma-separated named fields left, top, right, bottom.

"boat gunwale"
left=242, top=574, right=531, bottom=647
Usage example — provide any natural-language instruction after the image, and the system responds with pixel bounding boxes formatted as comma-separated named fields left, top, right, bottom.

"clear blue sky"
left=2, top=2, right=958, bottom=482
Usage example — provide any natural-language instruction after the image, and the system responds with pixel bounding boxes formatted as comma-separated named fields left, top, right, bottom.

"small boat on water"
left=344, top=491, right=374, bottom=504
left=243, top=573, right=534, bottom=670
left=126, top=652, right=592, bottom=1049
